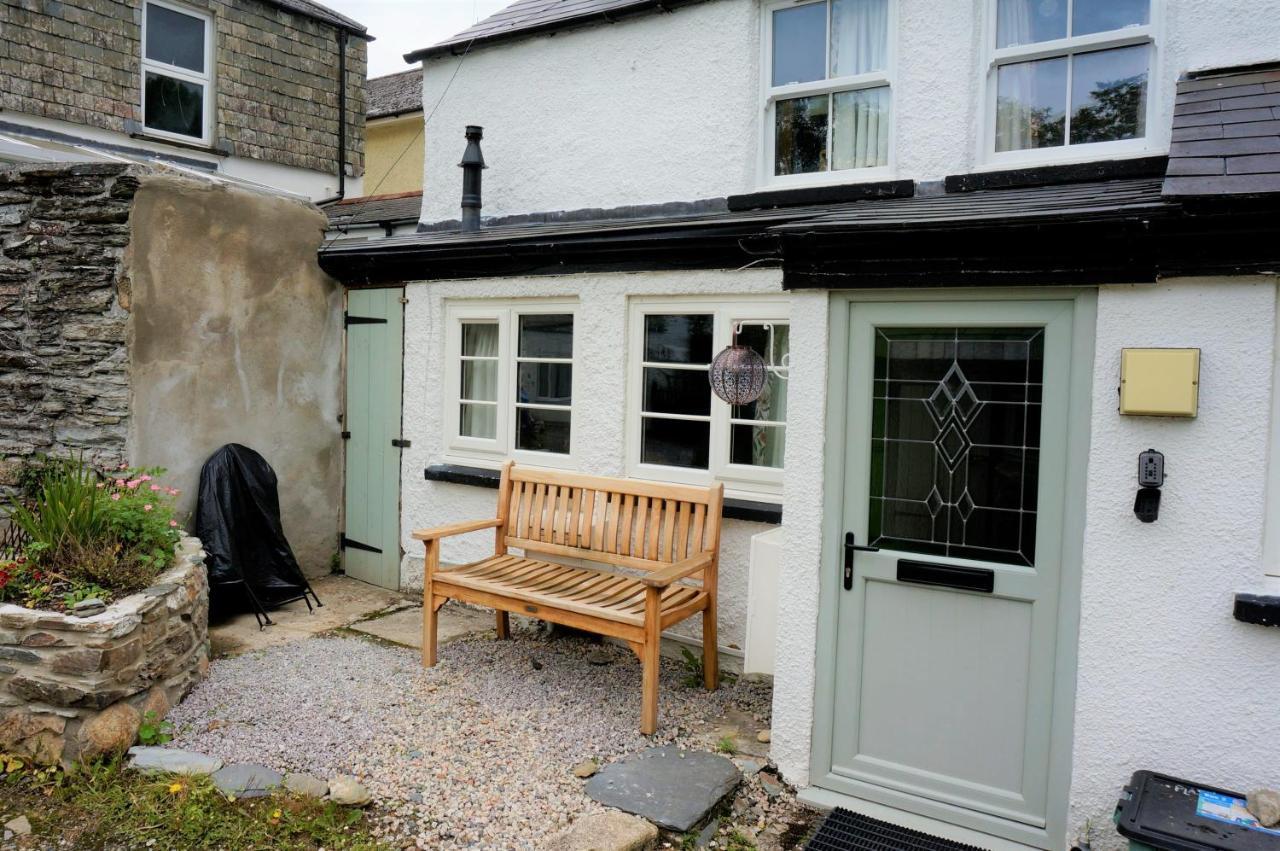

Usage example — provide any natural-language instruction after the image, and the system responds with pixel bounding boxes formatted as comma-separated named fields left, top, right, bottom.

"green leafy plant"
left=715, top=735, right=738, bottom=755
left=62, top=583, right=110, bottom=608
left=7, top=454, right=107, bottom=556
left=136, top=711, right=175, bottom=746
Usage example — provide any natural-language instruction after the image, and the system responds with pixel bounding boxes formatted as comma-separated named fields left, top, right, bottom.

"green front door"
left=342, top=287, right=404, bottom=590
left=816, top=298, right=1087, bottom=849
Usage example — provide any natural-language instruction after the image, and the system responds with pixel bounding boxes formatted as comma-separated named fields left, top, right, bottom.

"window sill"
left=728, top=178, right=914, bottom=212
left=128, top=129, right=230, bottom=157
left=945, top=155, right=1168, bottom=193
left=1234, top=592, right=1280, bottom=628
left=424, top=464, right=783, bottom=524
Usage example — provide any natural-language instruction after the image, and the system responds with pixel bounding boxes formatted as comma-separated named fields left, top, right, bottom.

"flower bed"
left=0, top=535, right=209, bottom=767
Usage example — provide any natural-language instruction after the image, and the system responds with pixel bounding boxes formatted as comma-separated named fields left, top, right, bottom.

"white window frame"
left=140, top=0, right=214, bottom=145
left=979, top=0, right=1162, bottom=168
left=626, top=297, right=790, bottom=502
left=759, top=0, right=896, bottom=190
left=442, top=300, right=578, bottom=469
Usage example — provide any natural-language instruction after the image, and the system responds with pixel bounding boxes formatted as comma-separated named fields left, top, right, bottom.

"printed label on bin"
left=1196, top=790, right=1280, bottom=835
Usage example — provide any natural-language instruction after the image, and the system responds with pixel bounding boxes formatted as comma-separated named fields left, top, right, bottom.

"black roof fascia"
left=945, top=155, right=1169, bottom=193
left=405, top=0, right=706, bottom=62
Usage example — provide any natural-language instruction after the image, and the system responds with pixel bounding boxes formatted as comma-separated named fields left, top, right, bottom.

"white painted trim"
left=758, top=0, right=897, bottom=189
left=140, top=0, right=214, bottom=145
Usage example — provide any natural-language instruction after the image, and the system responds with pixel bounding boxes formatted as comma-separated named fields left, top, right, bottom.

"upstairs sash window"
left=142, top=1, right=213, bottom=142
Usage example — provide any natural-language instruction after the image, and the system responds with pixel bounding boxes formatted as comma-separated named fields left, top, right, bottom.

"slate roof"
left=406, top=0, right=707, bottom=61
left=1164, top=64, right=1280, bottom=197
left=260, top=0, right=368, bottom=34
left=325, top=192, right=423, bottom=229
left=368, top=69, right=423, bottom=119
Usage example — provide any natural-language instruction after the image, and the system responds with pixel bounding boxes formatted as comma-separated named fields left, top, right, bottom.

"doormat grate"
left=804, top=808, right=988, bottom=851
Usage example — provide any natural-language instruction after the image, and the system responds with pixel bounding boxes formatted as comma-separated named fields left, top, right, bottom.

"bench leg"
left=641, top=588, right=661, bottom=735
left=702, top=594, right=718, bottom=691
left=422, top=540, right=439, bottom=667
left=496, top=610, right=510, bottom=640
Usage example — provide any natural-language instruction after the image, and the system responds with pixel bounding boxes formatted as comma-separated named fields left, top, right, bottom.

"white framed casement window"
left=443, top=301, right=577, bottom=468
left=982, top=0, right=1159, bottom=165
left=626, top=298, right=790, bottom=501
left=140, top=0, right=214, bottom=144
left=761, top=0, right=895, bottom=188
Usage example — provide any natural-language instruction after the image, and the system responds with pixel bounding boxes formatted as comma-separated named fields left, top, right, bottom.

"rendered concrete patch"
left=348, top=601, right=505, bottom=650
left=585, top=746, right=741, bottom=832
left=211, top=763, right=283, bottom=799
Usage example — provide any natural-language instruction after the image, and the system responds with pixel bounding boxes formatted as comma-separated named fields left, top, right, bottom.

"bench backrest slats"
left=498, top=463, right=723, bottom=572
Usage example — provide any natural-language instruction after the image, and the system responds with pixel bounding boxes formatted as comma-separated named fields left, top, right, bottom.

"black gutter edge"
left=1234, top=592, right=1280, bottom=627
left=404, top=0, right=707, bottom=62
left=425, top=464, right=782, bottom=523
left=944, top=156, right=1169, bottom=194
left=727, top=179, right=915, bottom=212
left=368, top=107, right=425, bottom=121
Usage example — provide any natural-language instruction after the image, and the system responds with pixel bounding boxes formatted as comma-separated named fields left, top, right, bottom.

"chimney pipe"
left=459, top=125, right=486, bottom=232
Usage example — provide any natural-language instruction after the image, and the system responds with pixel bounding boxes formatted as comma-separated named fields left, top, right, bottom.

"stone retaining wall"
left=0, top=535, right=209, bottom=766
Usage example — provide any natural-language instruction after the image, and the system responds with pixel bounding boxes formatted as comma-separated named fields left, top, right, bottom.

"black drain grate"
left=804, top=808, right=988, bottom=851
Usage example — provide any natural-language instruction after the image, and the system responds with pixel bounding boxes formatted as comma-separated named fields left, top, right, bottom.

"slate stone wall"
left=0, top=0, right=366, bottom=176
left=0, top=535, right=209, bottom=766
left=0, top=162, right=138, bottom=495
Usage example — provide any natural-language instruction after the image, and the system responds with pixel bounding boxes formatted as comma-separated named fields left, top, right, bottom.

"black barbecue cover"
left=195, top=444, right=307, bottom=612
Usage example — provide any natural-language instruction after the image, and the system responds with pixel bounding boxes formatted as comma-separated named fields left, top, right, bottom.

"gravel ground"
left=168, top=624, right=776, bottom=850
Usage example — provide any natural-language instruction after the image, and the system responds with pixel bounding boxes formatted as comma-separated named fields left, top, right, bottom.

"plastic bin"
left=1114, top=771, right=1280, bottom=851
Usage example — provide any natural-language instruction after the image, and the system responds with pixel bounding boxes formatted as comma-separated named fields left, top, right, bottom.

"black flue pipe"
left=459, top=125, right=486, bottom=232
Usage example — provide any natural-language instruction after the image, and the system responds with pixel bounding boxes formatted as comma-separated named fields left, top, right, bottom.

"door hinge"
left=843, top=532, right=879, bottom=591
left=344, top=312, right=388, bottom=327
left=340, top=534, right=382, bottom=554
left=341, top=431, right=351, bottom=440
left=391, top=438, right=411, bottom=448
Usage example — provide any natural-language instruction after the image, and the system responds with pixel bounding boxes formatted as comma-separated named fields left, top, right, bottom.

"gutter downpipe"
left=318, top=28, right=348, bottom=205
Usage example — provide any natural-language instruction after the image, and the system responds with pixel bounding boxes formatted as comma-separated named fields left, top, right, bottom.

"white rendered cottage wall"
left=769, top=278, right=1280, bottom=850
left=416, top=0, right=1280, bottom=225
left=398, top=268, right=789, bottom=653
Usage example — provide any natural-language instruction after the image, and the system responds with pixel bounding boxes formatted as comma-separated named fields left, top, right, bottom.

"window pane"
left=832, top=86, right=890, bottom=170
left=1072, top=0, right=1148, bottom=36
left=775, top=94, right=829, bottom=175
left=732, top=324, right=788, bottom=422
left=518, top=314, right=573, bottom=358
left=643, top=367, right=711, bottom=416
left=143, top=72, right=204, bottom=138
left=517, top=362, right=572, bottom=406
left=772, top=2, right=827, bottom=87
left=461, top=360, right=498, bottom=402
left=730, top=423, right=786, bottom=468
left=145, top=3, right=205, bottom=72
left=994, top=57, right=1067, bottom=152
left=996, top=0, right=1066, bottom=47
left=1070, top=45, right=1149, bottom=145
left=516, top=407, right=570, bottom=454
left=462, top=322, right=498, bottom=357
left=641, top=418, right=710, bottom=469
left=830, top=0, right=887, bottom=77
left=459, top=403, right=496, bottom=439
left=644, top=314, right=713, bottom=364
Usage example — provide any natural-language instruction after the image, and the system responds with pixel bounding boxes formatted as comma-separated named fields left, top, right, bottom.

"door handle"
left=843, top=532, right=879, bottom=590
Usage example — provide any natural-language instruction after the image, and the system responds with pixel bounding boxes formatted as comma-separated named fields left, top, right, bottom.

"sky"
left=324, top=0, right=512, bottom=77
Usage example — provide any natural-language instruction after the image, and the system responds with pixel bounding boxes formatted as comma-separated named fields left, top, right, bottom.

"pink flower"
left=115, top=479, right=125, bottom=486
left=169, top=520, right=178, bottom=528
left=126, top=480, right=140, bottom=489
left=110, top=493, right=121, bottom=501
left=150, top=484, right=161, bottom=491
left=143, top=504, right=153, bottom=512
left=140, top=475, right=152, bottom=482
left=96, top=482, right=105, bottom=489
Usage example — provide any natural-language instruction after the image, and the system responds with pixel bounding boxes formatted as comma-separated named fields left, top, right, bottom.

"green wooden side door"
left=342, top=287, right=404, bottom=590
left=817, top=299, right=1083, bottom=848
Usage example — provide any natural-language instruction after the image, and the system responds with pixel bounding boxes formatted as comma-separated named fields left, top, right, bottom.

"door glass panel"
left=869, top=327, right=1044, bottom=566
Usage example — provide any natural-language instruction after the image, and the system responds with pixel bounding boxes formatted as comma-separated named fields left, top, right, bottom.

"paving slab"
left=347, top=600, right=497, bottom=649
left=211, top=763, right=283, bottom=799
left=585, top=746, right=741, bottom=833
left=128, top=746, right=222, bottom=775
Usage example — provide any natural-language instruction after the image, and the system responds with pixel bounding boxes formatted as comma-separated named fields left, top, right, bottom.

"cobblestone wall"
left=0, top=162, right=138, bottom=495
left=0, top=0, right=366, bottom=176
left=0, top=535, right=210, bottom=766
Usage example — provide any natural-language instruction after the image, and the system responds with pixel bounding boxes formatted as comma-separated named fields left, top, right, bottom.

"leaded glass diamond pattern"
left=869, top=327, right=1044, bottom=567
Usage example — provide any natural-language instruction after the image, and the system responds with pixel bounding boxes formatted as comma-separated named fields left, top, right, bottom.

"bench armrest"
left=412, top=518, right=503, bottom=542
left=641, top=552, right=714, bottom=588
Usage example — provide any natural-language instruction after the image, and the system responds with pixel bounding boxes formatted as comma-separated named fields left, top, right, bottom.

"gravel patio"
left=166, top=610, right=808, bottom=850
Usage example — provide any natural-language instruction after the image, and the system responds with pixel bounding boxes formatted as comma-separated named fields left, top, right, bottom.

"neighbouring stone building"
left=0, top=161, right=343, bottom=575
left=0, top=0, right=369, bottom=200
left=0, top=535, right=209, bottom=766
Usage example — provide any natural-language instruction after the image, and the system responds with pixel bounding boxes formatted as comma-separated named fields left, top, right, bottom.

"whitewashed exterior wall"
left=418, top=0, right=1280, bottom=224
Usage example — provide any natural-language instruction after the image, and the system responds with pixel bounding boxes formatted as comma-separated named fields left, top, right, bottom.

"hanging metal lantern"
left=709, top=344, right=767, bottom=405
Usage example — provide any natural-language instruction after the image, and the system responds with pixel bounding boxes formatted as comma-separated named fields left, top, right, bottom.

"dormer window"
left=763, top=0, right=893, bottom=183
left=987, top=0, right=1154, bottom=161
left=141, top=1, right=213, bottom=143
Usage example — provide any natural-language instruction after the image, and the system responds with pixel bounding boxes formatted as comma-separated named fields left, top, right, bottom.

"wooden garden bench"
left=414, top=461, right=724, bottom=734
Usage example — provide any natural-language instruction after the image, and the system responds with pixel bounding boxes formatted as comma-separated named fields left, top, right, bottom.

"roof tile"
left=367, top=69, right=422, bottom=118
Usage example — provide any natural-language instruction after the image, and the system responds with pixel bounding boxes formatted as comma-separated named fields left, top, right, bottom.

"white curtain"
left=994, top=0, right=1035, bottom=151
left=460, top=323, right=498, bottom=438
left=751, top=328, right=789, bottom=468
left=829, top=0, right=888, bottom=77
left=832, top=86, right=890, bottom=170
